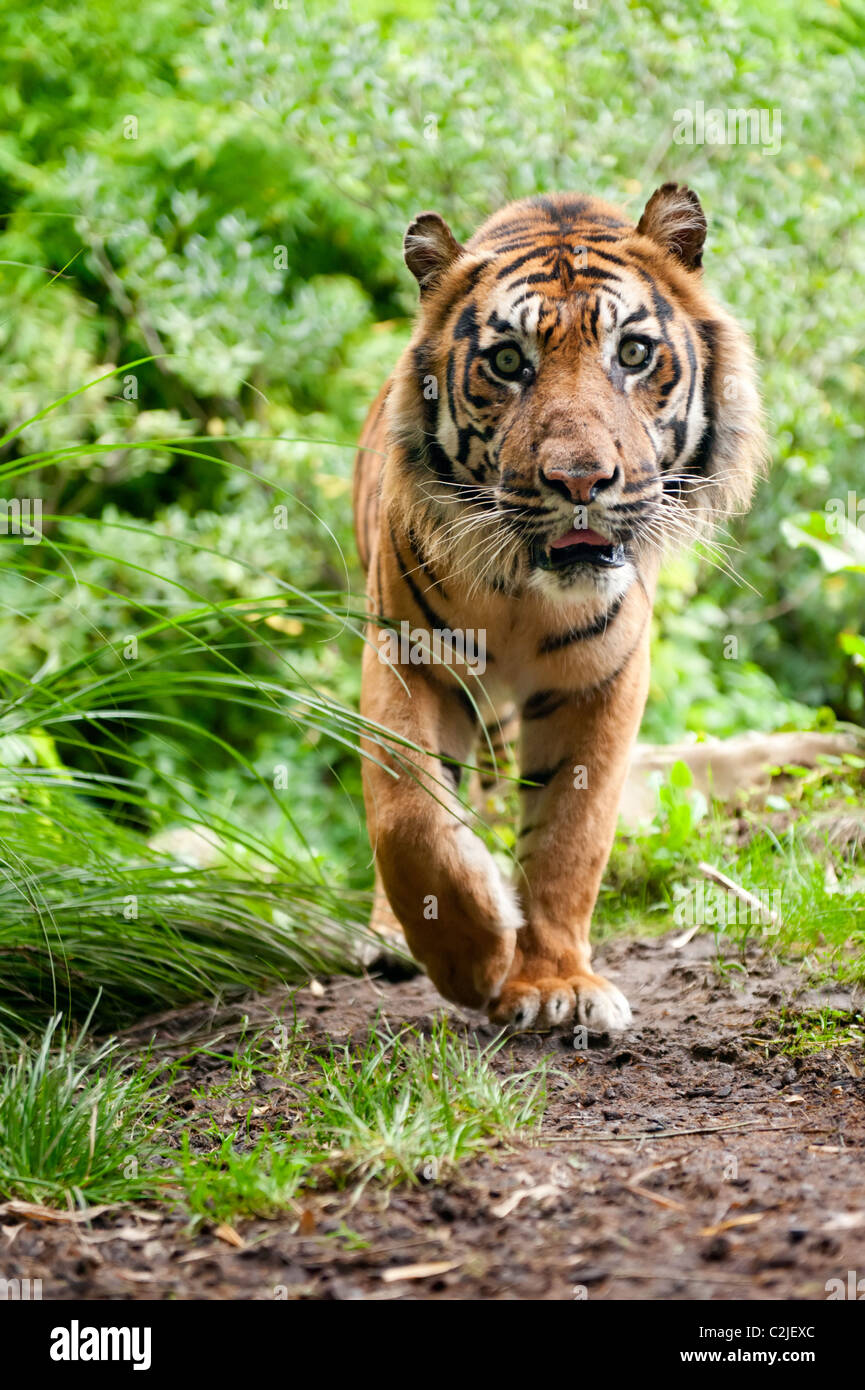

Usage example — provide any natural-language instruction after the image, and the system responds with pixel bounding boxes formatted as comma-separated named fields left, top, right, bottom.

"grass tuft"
left=0, top=1006, right=169, bottom=1208
left=175, top=1015, right=548, bottom=1223
left=746, top=1007, right=865, bottom=1058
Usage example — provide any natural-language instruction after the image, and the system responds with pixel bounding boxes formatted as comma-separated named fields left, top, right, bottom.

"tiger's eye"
left=494, top=345, right=523, bottom=376
left=618, top=337, right=652, bottom=369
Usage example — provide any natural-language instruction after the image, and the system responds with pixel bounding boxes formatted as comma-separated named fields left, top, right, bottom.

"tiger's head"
left=389, top=185, right=765, bottom=603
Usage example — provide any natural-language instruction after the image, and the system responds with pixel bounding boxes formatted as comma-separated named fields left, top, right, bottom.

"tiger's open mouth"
left=533, top=524, right=626, bottom=572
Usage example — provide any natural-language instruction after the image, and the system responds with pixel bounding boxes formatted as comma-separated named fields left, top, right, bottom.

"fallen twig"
left=624, top=1183, right=688, bottom=1212
left=700, top=1212, right=766, bottom=1237
left=697, top=859, right=782, bottom=930
left=380, top=1260, right=461, bottom=1283
left=0, top=1199, right=114, bottom=1223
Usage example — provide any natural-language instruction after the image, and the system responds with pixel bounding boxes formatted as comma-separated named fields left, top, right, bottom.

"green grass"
left=0, top=380, right=515, bottom=1036
left=306, top=1017, right=548, bottom=1188
left=0, top=380, right=430, bottom=1035
left=0, top=1010, right=548, bottom=1221
left=596, top=759, right=865, bottom=985
left=0, top=1007, right=170, bottom=1207
left=0, top=565, right=377, bottom=1034
left=745, top=1007, right=865, bottom=1057
left=175, top=1131, right=312, bottom=1225
left=175, top=1015, right=549, bottom=1222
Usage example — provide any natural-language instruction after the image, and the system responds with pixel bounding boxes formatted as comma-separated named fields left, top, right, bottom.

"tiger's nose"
left=540, top=463, right=620, bottom=504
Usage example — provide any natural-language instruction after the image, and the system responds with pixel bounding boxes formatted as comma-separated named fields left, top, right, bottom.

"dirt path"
left=9, top=932, right=865, bottom=1301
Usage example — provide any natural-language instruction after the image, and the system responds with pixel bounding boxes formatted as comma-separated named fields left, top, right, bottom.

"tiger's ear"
left=636, top=183, right=707, bottom=271
left=404, top=212, right=465, bottom=294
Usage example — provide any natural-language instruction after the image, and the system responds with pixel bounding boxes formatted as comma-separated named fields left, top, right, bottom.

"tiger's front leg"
left=359, top=640, right=522, bottom=1010
left=490, top=639, right=650, bottom=1032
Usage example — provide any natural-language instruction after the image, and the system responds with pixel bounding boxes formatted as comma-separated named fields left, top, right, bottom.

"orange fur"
left=353, top=187, right=765, bottom=1030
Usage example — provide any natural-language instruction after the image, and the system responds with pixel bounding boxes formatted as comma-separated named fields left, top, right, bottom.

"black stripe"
left=415, top=663, right=479, bottom=727
left=577, top=232, right=629, bottom=244
left=408, top=342, right=453, bottom=484
left=687, top=320, right=717, bottom=477
left=569, top=266, right=623, bottom=283
left=522, top=689, right=569, bottom=720
left=619, top=306, right=652, bottom=331
left=499, top=481, right=544, bottom=498
left=573, top=622, right=646, bottom=703
left=517, top=271, right=570, bottom=288
left=482, top=217, right=545, bottom=242
left=439, top=752, right=464, bottom=791
left=579, top=247, right=630, bottom=268
left=489, top=236, right=558, bottom=254
left=374, top=545, right=383, bottom=612
left=485, top=711, right=519, bottom=741
left=520, top=759, right=567, bottom=790
left=538, top=590, right=628, bottom=656
left=429, top=258, right=491, bottom=334
left=509, top=288, right=539, bottom=307
left=406, top=525, right=448, bottom=599
left=389, top=520, right=449, bottom=630
left=495, top=247, right=556, bottom=280
left=682, top=323, right=699, bottom=425
left=362, top=476, right=379, bottom=567
left=622, top=472, right=657, bottom=493
left=531, top=195, right=590, bottom=220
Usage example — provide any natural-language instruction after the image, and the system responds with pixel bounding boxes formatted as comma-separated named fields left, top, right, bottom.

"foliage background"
left=1, top=0, right=864, bottom=1025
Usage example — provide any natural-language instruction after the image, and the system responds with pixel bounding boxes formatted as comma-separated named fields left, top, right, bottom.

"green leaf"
left=782, top=513, right=865, bottom=574
left=840, top=632, right=865, bottom=665
left=669, top=759, right=694, bottom=790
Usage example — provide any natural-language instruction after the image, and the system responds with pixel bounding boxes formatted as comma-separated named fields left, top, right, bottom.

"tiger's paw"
left=410, top=927, right=517, bottom=1012
left=489, top=971, right=632, bottom=1033
left=571, top=974, right=632, bottom=1032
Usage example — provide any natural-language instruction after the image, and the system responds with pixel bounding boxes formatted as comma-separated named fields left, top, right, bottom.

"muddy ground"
left=6, top=931, right=864, bottom=1301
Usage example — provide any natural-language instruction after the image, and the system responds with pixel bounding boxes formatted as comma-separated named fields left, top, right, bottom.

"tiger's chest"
left=414, top=572, right=652, bottom=706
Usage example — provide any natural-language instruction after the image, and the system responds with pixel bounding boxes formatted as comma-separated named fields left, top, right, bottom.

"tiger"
left=353, top=183, right=765, bottom=1032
